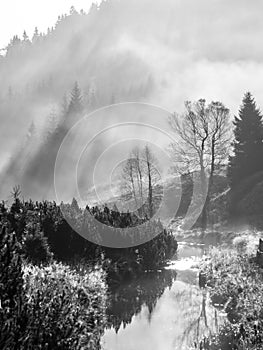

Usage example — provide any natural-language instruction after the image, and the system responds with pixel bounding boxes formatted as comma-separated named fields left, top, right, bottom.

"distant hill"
left=1, top=0, right=262, bottom=200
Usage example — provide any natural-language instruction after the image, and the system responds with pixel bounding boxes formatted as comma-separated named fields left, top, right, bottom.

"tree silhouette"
left=170, top=99, right=231, bottom=229
left=228, top=92, right=263, bottom=189
left=121, top=145, right=161, bottom=218
left=68, top=81, right=83, bottom=114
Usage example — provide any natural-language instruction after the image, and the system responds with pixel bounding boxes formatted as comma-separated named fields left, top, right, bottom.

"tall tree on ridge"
left=228, top=92, right=263, bottom=189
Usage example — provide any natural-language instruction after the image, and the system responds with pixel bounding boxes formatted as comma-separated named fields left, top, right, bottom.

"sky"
left=0, top=0, right=98, bottom=50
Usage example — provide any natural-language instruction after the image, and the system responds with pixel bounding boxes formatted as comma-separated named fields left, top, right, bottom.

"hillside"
left=1, top=0, right=263, bottom=200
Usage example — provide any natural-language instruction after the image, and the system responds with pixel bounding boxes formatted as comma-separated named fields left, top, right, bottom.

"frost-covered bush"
left=22, top=262, right=107, bottom=349
left=233, top=236, right=248, bottom=254
left=0, top=226, right=24, bottom=349
left=0, top=223, right=107, bottom=350
left=201, top=246, right=263, bottom=349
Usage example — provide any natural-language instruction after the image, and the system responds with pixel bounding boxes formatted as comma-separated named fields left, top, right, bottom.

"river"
left=102, top=242, right=226, bottom=350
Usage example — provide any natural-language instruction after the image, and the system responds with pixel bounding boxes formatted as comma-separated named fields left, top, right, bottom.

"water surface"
left=103, top=243, right=225, bottom=350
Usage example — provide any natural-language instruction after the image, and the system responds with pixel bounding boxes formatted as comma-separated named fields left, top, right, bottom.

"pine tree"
left=70, top=6, right=78, bottom=15
left=6, top=35, right=21, bottom=56
left=61, top=93, right=68, bottom=117
left=22, top=30, right=29, bottom=42
left=68, top=81, right=83, bottom=114
left=45, top=107, right=58, bottom=139
left=32, top=27, right=39, bottom=43
left=228, top=92, right=263, bottom=189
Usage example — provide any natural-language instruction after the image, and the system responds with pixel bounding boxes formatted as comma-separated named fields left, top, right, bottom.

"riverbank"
left=0, top=198, right=178, bottom=349
left=174, top=227, right=261, bottom=248
left=103, top=242, right=225, bottom=350
left=0, top=232, right=107, bottom=350
left=200, top=238, right=263, bottom=349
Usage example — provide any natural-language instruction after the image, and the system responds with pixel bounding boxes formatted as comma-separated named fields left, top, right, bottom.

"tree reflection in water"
left=104, top=243, right=226, bottom=350
left=107, top=269, right=177, bottom=333
left=172, top=288, right=224, bottom=349
left=104, top=271, right=226, bottom=350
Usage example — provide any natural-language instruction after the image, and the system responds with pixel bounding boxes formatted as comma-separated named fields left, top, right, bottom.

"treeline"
left=0, top=194, right=177, bottom=272
left=0, top=1, right=154, bottom=200
left=170, top=92, right=263, bottom=229
left=0, top=80, right=95, bottom=199
left=0, top=4, right=153, bottom=104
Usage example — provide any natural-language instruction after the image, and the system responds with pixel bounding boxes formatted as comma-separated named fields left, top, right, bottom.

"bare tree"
left=132, top=147, right=144, bottom=208
left=144, top=145, right=157, bottom=218
left=169, top=99, right=232, bottom=229
left=121, top=145, right=160, bottom=217
left=11, top=185, right=21, bottom=200
left=121, top=157, right=140, bottom=208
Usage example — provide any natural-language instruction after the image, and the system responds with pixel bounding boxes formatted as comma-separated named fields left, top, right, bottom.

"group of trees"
left=120, top=99, right=232, bottom=230
left=0, top=80, right=93, bottom=199
left=0, top=0, right=155, bottom=200
left=121, top=92, right=262, bottom=230
left=121, top=145, right=161, bottom=218
left=0, top=194, right=177, bottom=270
left=0, top=192, right=177, bottom=348
left=169, top=99, right=231, bottom=229
left=3, top=6, right=86, bottom=58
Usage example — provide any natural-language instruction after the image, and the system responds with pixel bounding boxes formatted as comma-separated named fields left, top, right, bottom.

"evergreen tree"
left=68, top=81, right=83, bottom=114
left=70, top=6, right=78, bottom=15
left=45, top=107, right=58, bottom=140
left=228, top=92, right=263, bottom=189
left=22, top=30, right=29, bottom=42
left=32, top=27, right=39, bottom=43
left=61, top=93, right=68, bottom=117
left=6, top=35, right=22, bottom=56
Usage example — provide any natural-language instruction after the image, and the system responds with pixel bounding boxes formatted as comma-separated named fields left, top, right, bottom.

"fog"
left=1, top=0, right=263, bottom=201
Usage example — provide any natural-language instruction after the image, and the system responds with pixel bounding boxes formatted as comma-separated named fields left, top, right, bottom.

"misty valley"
left=1, top=1, right=263, bottom=350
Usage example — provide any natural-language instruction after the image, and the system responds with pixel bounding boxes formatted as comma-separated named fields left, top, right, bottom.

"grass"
left=200, top=239, right=263, bottom=349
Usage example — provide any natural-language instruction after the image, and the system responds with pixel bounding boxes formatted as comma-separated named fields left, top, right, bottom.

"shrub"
left=0, top=224, right=107, bottom=350
left=233, top=236, right=248, bottom=254
left=22, top=223, right=53, bottom=264
left=0, top=226, right=25, bottom=350
left=201, top=246, right=263, bottom=349
left=22, top=262, right=107, bottom=350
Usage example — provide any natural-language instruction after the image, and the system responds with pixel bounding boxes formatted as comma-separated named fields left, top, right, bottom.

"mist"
left=1, top=0, right=263, bottom=201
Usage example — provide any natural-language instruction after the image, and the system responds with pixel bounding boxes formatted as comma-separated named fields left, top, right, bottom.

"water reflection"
left=106, top=269, right=177, bottom=333
left=103, top=244, right=225, bottom=350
